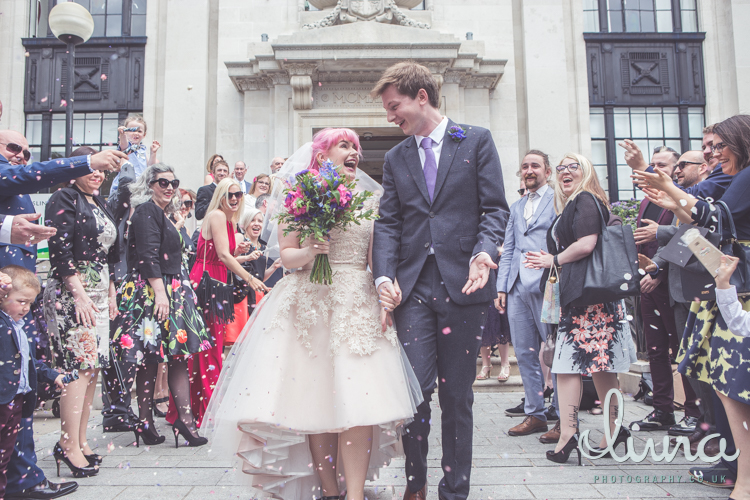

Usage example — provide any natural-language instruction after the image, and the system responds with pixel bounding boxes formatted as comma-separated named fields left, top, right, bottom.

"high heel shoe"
left=589, top=426, right=631, bottom=458
left=133, top=420, right=166, bottom=447
left=546, top=433, right=581, bottom=465
left=153, top=397, right=169, bottom=418
left=85, top=454, right=103, bottom=466
left=543, top=386, right=554, bottom=402
left=53, top=443, right=99, bottom=478
left=476, top=365, right=491, bottom=380
left=172, top=419, right=208, bottom=448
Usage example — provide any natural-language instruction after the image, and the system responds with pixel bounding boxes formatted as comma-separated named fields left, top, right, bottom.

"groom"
left=371, top=62, right=509, bottom=500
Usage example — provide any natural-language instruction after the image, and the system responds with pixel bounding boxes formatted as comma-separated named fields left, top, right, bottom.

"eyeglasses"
left=227, top=191, right=244, bottom=200
left=257, top=181, right=270, bottom=187
left=0, top=142, right=31, bottom=161
left=675, top=161, right=703, bottom=170
left=181, top=200, right=193, bottom=209
left=150, top=178, right=180, bottom=189
left=555, top=163, right=580, bottom=173
left=711, top=142, right=728, bottom=154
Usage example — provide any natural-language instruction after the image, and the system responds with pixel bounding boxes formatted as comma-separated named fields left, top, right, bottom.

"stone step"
left=472, top=374, right=525, bottom=393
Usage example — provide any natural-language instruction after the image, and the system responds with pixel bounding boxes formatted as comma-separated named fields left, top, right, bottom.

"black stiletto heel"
left=53, top=443, right=99, bottom=478
left=133, top=420, right=166, bottom=447
left=546, top=433, right=581, bottom=465
left=589, top=426, right=631, bottom=458
left=153, top=397, right=169, bottom=418
left=172, top=419, right=208, bottom=448
left=543, top=386, right=554, bottom=403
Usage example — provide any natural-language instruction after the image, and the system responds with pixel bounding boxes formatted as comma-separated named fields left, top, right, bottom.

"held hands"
left=618, top=139, right=649, bottom=171
left=523, top=249, right=554, bottom=270
left=495, top=292, right=506, bottom=314
left=378, top=280, right=402, bottom=332
left=90, top=150, right=128, bottom=172
left=634, top=218, right=659, bottom=245
left=462, top=252, right=498, bottom=295
left=10, top=213, right=57, bottom=246
left=716, top=255, right=740, bottom=290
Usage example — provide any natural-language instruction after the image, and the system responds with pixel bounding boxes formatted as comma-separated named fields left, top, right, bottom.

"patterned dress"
left=111, top=233, right=212, bottom=364
left=45, top=206, right=117, bottom=370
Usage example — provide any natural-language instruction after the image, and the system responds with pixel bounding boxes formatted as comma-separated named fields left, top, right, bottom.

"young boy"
left=716, top=255, right=750, bottom=337
left=0, top=266, right=64, bottom=498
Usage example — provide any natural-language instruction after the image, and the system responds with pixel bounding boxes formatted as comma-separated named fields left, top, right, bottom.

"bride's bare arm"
left=279, top=223, right=329, bottom=269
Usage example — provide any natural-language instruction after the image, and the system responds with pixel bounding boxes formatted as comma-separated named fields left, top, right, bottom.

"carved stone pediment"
left=225, top=22, right=506, bottom=110
left=303, top=0, right=429, bottom=30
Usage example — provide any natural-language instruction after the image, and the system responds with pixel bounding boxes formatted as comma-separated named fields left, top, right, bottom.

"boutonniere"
left=448, top=125, right=466, bottom=143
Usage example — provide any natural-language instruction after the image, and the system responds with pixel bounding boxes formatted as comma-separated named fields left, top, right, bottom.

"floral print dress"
left=44, top=206, right=116, bottom=370
left=112, top=233, right=212, bottom=364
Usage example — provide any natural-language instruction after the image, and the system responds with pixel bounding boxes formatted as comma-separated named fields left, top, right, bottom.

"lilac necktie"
left=421, top=137, right=437, bottom=202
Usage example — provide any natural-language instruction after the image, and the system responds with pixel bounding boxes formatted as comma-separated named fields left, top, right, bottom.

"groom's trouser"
left=507, top=280, right=558, bottom=420
left=394, top=255, right=487, bottom=500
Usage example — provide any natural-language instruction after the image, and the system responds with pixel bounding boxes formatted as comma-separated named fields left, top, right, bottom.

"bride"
left=201, top=128, right=421, bottom=500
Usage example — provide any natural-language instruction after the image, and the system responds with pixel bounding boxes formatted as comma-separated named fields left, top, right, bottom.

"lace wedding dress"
left=201, top=199, right=422, bottom=499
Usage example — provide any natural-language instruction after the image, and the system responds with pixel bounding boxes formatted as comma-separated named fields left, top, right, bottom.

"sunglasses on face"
left=181, top=200, right=193, bottom=209
left=150, top=178, right=180, bottom=189
left=227, top=191, right=244, bottom=200
left=517, top=188, right=527, bottom=196
left=555, top=163, right=580, bottom=173
left=676, top=161, right=703, bottom=170
left=0, top=142, right=31, bottom=161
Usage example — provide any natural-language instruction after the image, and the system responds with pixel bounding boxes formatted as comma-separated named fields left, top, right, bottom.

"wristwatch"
left=553, top=254, right=560, bottom=267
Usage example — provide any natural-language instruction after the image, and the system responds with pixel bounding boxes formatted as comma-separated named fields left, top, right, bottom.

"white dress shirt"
left=525, top=184, right=549, bottom=221
left=716, top=286, right=750, bottom=337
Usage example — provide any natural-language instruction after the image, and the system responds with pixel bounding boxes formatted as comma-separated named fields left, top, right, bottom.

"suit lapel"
left=528, top=188, right=554, bottom=228
left=432, top=120, right=459, bottom=204
left=403, top=138, right=431, bottom=205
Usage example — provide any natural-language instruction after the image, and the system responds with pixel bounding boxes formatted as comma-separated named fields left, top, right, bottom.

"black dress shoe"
left=505, top=398, right=526, bottom=417
left=6, top=479, right=79, bottom=499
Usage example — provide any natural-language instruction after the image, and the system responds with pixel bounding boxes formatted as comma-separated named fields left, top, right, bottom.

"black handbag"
left=570, top=198, right=641, bottom=307
left=716, top=200, right=750, bottom=294
left=195, top=237, right=235, bottom=324
left=661, top=223, right=722, bottom=302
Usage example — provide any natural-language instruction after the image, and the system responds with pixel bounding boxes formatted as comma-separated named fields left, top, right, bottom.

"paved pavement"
left=29, top=392, right=729, bottom=500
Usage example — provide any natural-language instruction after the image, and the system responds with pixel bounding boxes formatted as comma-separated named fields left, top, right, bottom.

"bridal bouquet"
left=277, top=161, right=377, bottom=284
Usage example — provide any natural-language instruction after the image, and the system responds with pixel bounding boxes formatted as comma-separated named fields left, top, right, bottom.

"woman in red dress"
left=167, top=178, right=268, bottom=426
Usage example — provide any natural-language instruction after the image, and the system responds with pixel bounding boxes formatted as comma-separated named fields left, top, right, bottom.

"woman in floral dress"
left=44, top=146, right=119, bottom=475
left=525, top=154, right=636, bottom=465
left=111, top=164, right=212, bottom=447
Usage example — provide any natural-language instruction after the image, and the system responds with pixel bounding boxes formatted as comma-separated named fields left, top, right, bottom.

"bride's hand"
left=307, top=237, right=330, bottom=257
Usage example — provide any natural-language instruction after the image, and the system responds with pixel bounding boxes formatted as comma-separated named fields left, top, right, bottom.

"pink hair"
left=308, top=128, right=362, bottom=170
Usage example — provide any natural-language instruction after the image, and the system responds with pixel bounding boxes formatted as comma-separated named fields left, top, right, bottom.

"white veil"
left=261, top=142, right=383, bottom=261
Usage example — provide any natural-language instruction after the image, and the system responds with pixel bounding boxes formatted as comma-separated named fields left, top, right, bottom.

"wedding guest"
left=524, top=153, right=636, bottom=465
left=178, top=188, right=198, bottom=256
left=187, top=179, right=268, bottom=425
left=496, top=150, right=559, bottom=442
left=246, top=173, right=272, bottom=209
left=109, top=114, right=159, bottom=196
left=636, top=114, right=750, bottom=493
left=232, top=161, right=251, bottom=194
left=110, top=164, right=212, bottom=448
left=44, top=146, right=121, bottom=477
left=269, top=157, right=285, bottom=174
left=255, top=193, right=270, bottom=214
left=203, top=154, right=225, bottom=186
left=196, top=160, right=229, bottom=220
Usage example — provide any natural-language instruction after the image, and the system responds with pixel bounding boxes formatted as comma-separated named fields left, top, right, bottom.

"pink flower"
left=120, top=334, right=134, bottom=349
left=337, top=184, right=352, bottom=206
left=171, top=278, right=180, bottom=290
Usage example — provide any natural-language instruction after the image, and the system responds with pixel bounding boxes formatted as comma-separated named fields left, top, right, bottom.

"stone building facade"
left=1, top=0, right=749, bottom=202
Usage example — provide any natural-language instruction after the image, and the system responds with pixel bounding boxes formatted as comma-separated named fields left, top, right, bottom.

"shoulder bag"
left=716, top=200, right=750, bottom=294
left=195, top=235, right=236, bottom=324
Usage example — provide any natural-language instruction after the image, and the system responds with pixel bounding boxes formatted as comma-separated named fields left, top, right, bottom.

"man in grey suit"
left=496, top=150, right=559, bottom=440
left=371, top=62, right=509, bottom=500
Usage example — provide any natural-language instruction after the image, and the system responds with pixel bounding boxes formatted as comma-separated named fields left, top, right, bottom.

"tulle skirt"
left=201, top=268, right=422, bottom=499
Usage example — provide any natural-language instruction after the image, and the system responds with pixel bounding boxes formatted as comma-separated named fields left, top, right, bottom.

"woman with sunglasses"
left=111, top=164, right=213, bottom=448
left=43, top=146, right=118, bottom=478
left=187, top=178, right=268, bottom=425
left=524, top=154, right=635, bottom=466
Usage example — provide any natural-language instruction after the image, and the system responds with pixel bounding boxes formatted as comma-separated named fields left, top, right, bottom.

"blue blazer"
left=0, top=154, right=92, bottom=271
left=496, top=186, right=556, bottom=294
left=0, top=312, right=59, bottom=417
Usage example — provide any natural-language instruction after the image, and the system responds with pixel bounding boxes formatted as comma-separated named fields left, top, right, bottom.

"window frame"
left=28, top=0, right=146, bottom=38
left=587, top=0, right=698, bottom=33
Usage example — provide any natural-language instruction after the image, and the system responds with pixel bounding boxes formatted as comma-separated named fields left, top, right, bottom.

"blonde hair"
left=239, top=208, right=263, bottom=232
left=205, top=154, right=224, bottom=174
left=206, top=178, right=244, bottom=223
left=123, top=113, right=147, bottom=134
left=553, top=153, right=610, bottom=214
left=0, top=265, right=41, bottom=295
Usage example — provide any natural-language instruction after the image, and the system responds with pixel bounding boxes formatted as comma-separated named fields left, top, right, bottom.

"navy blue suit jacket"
left=0, top=154, right=92, bottom=271
left=0, top=312, right=59, bottom=417
left=645, top=164, right=732, bottom=200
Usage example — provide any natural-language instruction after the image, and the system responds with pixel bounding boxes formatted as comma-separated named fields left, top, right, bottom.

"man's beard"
left=524, top=176, right=541, bottom=190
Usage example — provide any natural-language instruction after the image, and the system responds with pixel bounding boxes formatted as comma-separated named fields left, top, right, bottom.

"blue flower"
left=448, top=126, right=467, bottom=143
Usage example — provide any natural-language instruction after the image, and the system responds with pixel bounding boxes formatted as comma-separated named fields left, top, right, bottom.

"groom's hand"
left=380, top=308, right=394, bottom=332
left=462, top=252, right=498, bottom=295
left=377, top=280, right=402, bottom=311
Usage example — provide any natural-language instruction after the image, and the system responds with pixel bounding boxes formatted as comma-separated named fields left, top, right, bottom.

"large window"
left=590, top=107, right=704, bottom=201
left=28, top=0, right=147, bottom=38
left=583, top=0, right=699, bottom=33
